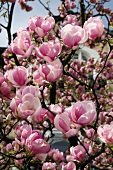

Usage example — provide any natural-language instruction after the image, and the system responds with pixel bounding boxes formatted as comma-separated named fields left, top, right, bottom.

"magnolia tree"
left=0, top=0, right=113, bottom=169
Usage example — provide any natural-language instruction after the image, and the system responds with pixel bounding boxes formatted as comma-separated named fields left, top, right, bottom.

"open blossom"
left=42, top=162, right=56, bottom=170
left=5, top=66, right=28, bottom=87
left=0, top=81, right=15, bottom=99
left=39, top=59, right=63, bottom=82
left=11, top=29, right=34, bottom=57
left=10, top=85, right=41, bottom=119
left=35, top=38, right=62, bottom=62
left=48, top=149, right=64, bottom=161
left=97, top=122, right=113, bottom=144
left=66, top=144, right=91, bottom=162
left=26, top=132, right=50, bottom=160
left=84, top=17, right=104, bottom=40
left=68, top=100, right=96, bottom=126
left=15, top=124, right=50, bottom=161
left=54, top=111, right=79, bottom=138
left=61, top=162, right=76, bottom=170
left=33, top=69, right=45, bottom=86
left=28, top=16, right=55, bottom=37
left=61, top=24, right=88, bottom=48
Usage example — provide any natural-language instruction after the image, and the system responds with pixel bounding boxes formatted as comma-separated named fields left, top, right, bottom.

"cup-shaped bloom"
left=83, top=17, right=104, bottom=40
left=67, top=144, right=91, bottom=162
left=17, top=93, right=41, bottom=118
left=61, top=162, right=76, bottom=170
left=39, top=59, right=63, bottom=82
left=15, top=124, right=32, bottom=139
left=35, top=38, right=62, bottom=62
left=33, top=108, right=48, bottom=123
left=21, top=85, right=39, bottom=97
left=26, top=132, right=50, bottom=155
left=10, top=85, right=41, bottom=119
left=33, top=69, right=45, bottom=86
left=61, top=24, right=88, bottom=48
left=97, top=122, right=113, bottom=144
left=42, top=162, right=56, bottom=170
left=48, top=149, right=64, bottom=161
left=54, top=112, right=78, bottom=138
left=68, top=101, right=96, bottom=126
left=0, top=81, right=15, bottom=99
left=5, top=66, right=28, bottom=87
left=28, top=16, right=55, bottom=37
left=11, top=29, right=34, bottom=57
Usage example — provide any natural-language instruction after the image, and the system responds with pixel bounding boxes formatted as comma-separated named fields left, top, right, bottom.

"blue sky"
left=0, top=0, right=61, bottom=47
left=0, top=0, right=113, bottom=47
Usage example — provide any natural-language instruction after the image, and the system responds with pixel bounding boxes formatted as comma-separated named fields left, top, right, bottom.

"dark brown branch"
left=80, top=0, right=85, bottom=26
left=7, top=2, right=15, bottom=45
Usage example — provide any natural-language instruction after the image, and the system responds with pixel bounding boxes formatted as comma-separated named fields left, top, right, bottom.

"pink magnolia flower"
left=97, top=122, right=113, bottom=144
left=0, top=81, right=15, bottom=99
left=11, top=29, right=34, bottom=57
left=15, top=124, right=32, bottom=140
left=61, top=162, right=76, bottom=170
left=39, top=59, right=63, bottom=82
left=26, top=132, right=50, bottom=156
left=68, top=100, right=96, bottom=126
left=83, top=17, right=104, bottom=40
left=10, top=85, right=41, bottom=119
left=5, top=66, right=28, bottom=87
left=54, top=111, right=79, bottom=138
left=61, top=24, right=88, bottom=48
left=33, top=108, right=48, bottom=123
left=66, top=144, right=91, bottom=162
left=28, top=16, right=55, bottom=37
left=48, top=149, right=64, bottom=161
left=33, top=69, right=45, bottom=86
left=35, top=38, right=62, bottom=62
left=42, top=162, right=56, bottom=170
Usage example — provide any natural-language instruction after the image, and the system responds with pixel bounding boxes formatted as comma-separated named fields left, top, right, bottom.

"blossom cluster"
left=1, top=1, right=113, bottom=169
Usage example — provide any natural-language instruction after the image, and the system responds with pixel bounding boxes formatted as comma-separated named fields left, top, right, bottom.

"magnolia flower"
left=35, top=38, right=62, bottom=62
left=84, top=17, right=104, bottom=40
left=39, top=59, right=63, bottom=82
left=97, top=122, right=113, bottom=144
left=5, top=66, right=28, bottom=87
left=54, top=111, right=79, bottom=138
left=42, top=162, right=56, bottom=170
left=28, top=15, right=55, bottom=37
left=66, top=144, right=91, bottom=162
left=61, top=24, right=88, bottom=48
left=10, top=85, right=41, bottom=119
left=61, top=162, right=76, bottom=170
left=11, top=29, right=34, bottom=57
left=68, top=100, right=96, bottom=126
